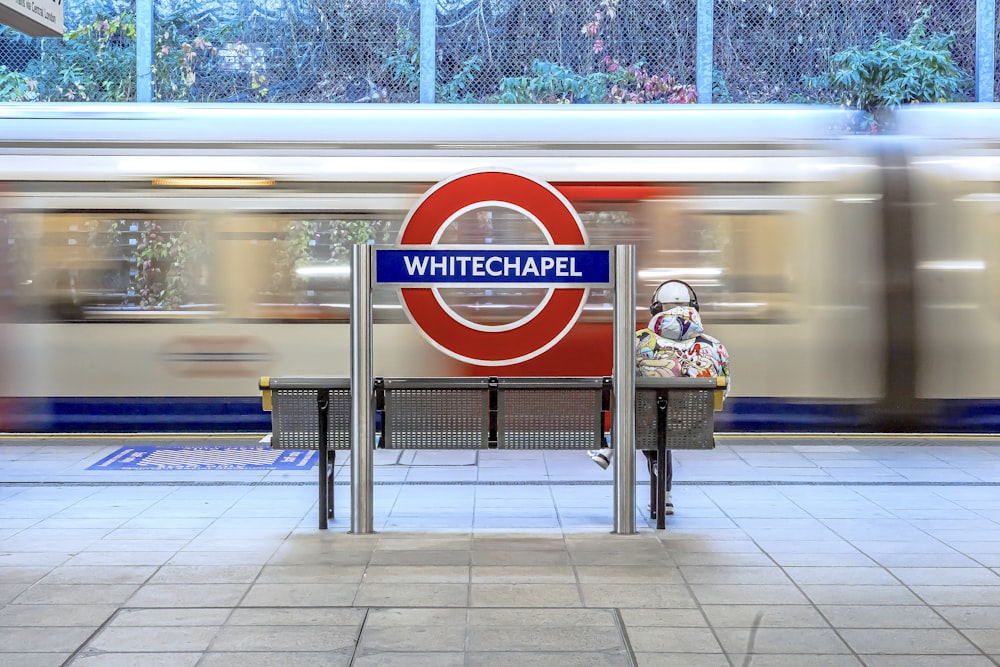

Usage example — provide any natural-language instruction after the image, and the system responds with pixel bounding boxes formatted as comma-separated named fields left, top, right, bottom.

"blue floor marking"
left=88, top=446, right=318, bottom=470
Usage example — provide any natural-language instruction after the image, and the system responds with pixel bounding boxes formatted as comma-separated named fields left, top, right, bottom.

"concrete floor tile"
left=934, top=605, right=1000, bottom=628
left=14, top=584, right=137, bottom=605
left=701, top=604, right=829, bottom=628
left=241, top=583, right=359, bottom=607
left=635, top=654, right=731, bottom=667
left=362, top=565, right=470, bottom=583
left=680, top=565, right=793, bottom=585
left=199, top=651, right=352, bottom=666
left=146, top=564, right=262, bottom=584
left=355, top=582, right=469, bottom=607
left=715, top=627, right=851, bottom=654
left=0, top=625, right=95, bottom=652
left=39, top=565, right=156, bottom=585
left=126, top=583, right=248, bottom=608
left=627, top=626, right=722, bottom=653
left=87, top=625, right=218, bottom=653
left=839, top=628, right=980, bottom=654
left=818, top=604, right=948, bottom=629
left=690, top=584, right=810, bottom=605
left=859, top=657, right=996, bottom=667
left=470, top=583, right=580, bottom=607
left=467, top=625, right=621, bottom=652
left=210, top=625, right=358, bottom=652
left=359, top=624, right=466, bottom=651
left=799, top=584, right=924, bottom=606
left=581, top=583, right=696, bottom=608
left=472, top=565, right=575, bottom=583
left=0, top=604, right=116, bottom=627
left=110, top=608, right=231, bottom=627
left=783, top=566, right=897, bottom=586
left=353, top=652, right=466, bottom=667
left=70, top=653, right=202, bottom=666
left=723, top=655, right=862, bottom=666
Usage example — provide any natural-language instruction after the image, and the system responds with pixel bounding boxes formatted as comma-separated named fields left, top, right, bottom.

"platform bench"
left=259, top=375, right=725, bottom=529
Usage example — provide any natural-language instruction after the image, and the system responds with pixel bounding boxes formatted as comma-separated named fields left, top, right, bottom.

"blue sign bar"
left=375, top=247, right=612, bottom=286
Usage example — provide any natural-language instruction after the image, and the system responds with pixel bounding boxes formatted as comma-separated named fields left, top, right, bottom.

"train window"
left=249, top=215, right=402, bottom=321
left=690, top=210, right=799, bottom=322
left=574, top=194, right=801, bottom=323
left=6, top=214, right=213, bottom=321
left=3, top=193, right=800, bottom=324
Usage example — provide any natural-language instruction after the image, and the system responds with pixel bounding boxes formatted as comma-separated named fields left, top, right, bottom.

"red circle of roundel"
left=398, top=170, right=588, bottom=366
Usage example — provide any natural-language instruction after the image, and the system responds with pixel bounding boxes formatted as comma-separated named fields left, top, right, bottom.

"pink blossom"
left=593, top=38, right=604, bottom=54
left=161, top=46, right=170, bottom=55
left=607, top=61, right=619, bottom=73
left=27, top=79, right=37, bottom=91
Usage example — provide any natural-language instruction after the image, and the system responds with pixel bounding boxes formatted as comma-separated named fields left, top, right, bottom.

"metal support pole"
left=317, top=389, right=330, bottom=530
left=612, top=244, right=637, bottom=534
left=135, top=0, right=153, bottom=102
left=976, top=0, right=996, bottom=102
left=419, top=0, right=436, bottom=103
left=350, top=244, right=374, bottom=534
left=695, top=0, right=714, bottom=103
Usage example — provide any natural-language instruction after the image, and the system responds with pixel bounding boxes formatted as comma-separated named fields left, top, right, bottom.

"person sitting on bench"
left=587, top=279, right=730, bottom=515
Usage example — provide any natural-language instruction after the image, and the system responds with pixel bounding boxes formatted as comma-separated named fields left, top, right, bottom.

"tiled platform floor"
left=2, top=434, right=1000, bottom=666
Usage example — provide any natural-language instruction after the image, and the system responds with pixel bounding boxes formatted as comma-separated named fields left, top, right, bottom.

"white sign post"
left=0, top=0, right=62, bottom=37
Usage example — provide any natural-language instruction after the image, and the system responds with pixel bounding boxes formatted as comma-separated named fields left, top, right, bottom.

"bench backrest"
left=261, top=375, right=725, bottom=451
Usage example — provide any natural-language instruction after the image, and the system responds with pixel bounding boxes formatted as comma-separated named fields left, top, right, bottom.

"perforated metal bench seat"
left=259, top=374, right=726, bottom=529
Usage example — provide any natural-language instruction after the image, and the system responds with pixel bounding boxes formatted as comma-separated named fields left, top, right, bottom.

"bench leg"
left=646, top=449, right=673, bottom=529
left=656, top=444, right=668, bottom=530
left=646, top=451, right=657, bottom=520
left=328, top=451, right=336, bottom=519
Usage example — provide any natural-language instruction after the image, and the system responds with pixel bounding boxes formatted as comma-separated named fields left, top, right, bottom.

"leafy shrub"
left=495, top=58, right=695, bottom=104
left=11, top=11, right=217, bottom=103
left=805, top=8, right=971, bottom=131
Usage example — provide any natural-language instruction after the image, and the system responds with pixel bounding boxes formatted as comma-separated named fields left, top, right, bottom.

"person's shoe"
left=587, top=449, right=610, bottom=470
left=648, top=499, right=674, bottom=517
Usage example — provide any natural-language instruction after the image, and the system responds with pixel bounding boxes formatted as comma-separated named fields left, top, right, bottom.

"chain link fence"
left=0, top=0, right=991, bottom=103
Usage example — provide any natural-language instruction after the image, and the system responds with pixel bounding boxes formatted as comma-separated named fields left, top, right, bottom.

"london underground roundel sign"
left=380, top=170, right=611, bottom=366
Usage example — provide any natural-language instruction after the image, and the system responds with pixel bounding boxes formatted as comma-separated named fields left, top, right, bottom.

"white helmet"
left=650, top=280, right=698, bottom=315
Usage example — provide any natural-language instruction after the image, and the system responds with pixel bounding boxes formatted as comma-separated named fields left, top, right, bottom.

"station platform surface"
left=2, top=433, right=1000, bottom=666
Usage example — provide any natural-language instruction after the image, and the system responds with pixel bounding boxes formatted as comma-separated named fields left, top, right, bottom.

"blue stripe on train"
left=1, top=397, right=998, bottom=433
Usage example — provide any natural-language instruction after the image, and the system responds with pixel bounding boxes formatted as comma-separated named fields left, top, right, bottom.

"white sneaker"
left=587, top=449, right=610, bottom=470
left=649, top=495, right=674, bottom=516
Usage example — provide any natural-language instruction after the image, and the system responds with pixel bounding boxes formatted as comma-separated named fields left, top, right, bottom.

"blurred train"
left=0, top=102, right=997, bottom=433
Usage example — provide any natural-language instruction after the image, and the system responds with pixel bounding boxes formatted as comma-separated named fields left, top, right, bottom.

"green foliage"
left=712, top=68, right=733, bottom=104
left=805, top=8, right=970, bottom=130
left=496, top=60, right=610, bottom=103
left=0, top=65, right=31, bottom=101
left=271, top=220, right=317, bottom=300
left=24, top=13, right=138, bottom=101
left=380, top=27, right=483, bottom=102
left=328, top=220, right=393, bottom=261
left=12, top=11, right=218, bottom=103
left=151, top=19, right=220, bottom=100
left=495, top=58, right=696, bottom=104
left=132, top=221, right=209, bottom=309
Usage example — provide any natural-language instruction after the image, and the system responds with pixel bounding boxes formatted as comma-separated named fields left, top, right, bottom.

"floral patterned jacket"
left=635, top=305, right=731, bottom=398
